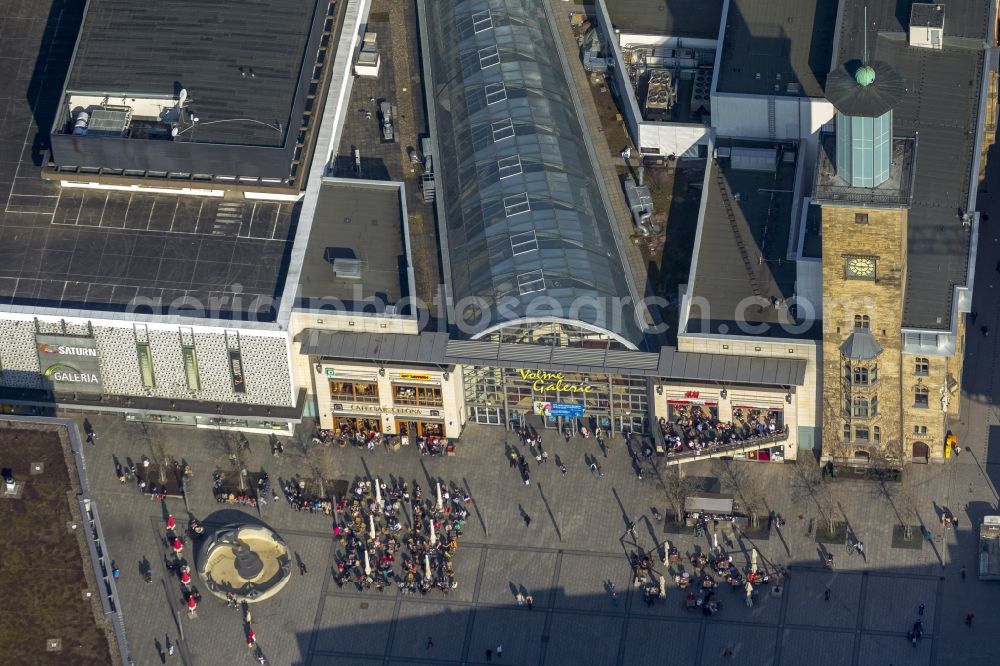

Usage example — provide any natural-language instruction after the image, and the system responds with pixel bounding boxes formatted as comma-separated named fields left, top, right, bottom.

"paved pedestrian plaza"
left=76, top=415, right=1000, bottom=665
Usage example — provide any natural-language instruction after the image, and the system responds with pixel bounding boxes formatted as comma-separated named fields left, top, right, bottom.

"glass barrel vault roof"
left=423, top=0, right=644, bottom=347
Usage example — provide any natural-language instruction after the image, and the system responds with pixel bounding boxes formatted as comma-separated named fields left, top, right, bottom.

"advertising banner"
left=229, top=350, right=247, bottom=393
left=533, top=401, right=585, bottom=417
left=36, top=334, right=103, bottom=394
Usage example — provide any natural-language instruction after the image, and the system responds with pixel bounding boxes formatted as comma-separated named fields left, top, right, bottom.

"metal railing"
left=664, top=426, right=790, bottom=463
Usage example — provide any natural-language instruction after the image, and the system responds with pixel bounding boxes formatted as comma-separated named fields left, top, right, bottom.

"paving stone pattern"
left=74, top=407, right=1000, bottom=665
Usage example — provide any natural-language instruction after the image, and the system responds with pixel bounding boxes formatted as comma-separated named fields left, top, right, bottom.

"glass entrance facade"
left=462, top=365, right=650, bottom=434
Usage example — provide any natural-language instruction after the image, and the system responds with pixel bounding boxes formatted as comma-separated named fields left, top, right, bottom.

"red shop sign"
left=684, top=391, right=700, bottom=399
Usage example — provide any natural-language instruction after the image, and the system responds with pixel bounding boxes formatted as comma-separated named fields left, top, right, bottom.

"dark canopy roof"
left=421, top=0, right=644, bottom=346
left=840, top=328, right=883, bottom=360
left=825, top=61, right=906, bottom=117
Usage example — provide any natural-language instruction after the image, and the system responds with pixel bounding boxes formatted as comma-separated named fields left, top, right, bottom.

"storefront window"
left=333, top=416, right=382, bottom=435
left=397, top=419, right=445, bottom=438
left=393, top=384, right=443, bottom=407
left=667, top=402, right=719, bottom=423
left=611, top=377, right=648, bottom=413
left=731, top=406, right=784, bottom=433
left=329, top=380, right=379, bottom=403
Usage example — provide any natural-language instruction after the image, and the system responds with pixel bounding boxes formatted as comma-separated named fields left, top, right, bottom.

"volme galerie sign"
left=36, top=334, right=103, bottom=394
left=517, top=369, right=594, bottom=394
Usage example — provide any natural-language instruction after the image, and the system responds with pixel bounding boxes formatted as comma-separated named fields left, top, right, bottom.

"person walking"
left=496, top=644, right=503, bottom=658
left=486, top=648, right=493, bottom=661
left=559, top=463, right=567, bottom=475
left=509, top=450, right=518, bottom=468
left=919, top=603, right=925, bottom=616
left=824, top=588, right=831, bottom=602
left=526, top=595, right=534, bottom=610
left=961, top=565, right=967, bottom=580
left=426, top=636, right=434, bottom=649
left=523, top=514, right=531, bottom=528
left=965, top=612, right=975, bottom=627
left=299, top=561, right=308, bottom=575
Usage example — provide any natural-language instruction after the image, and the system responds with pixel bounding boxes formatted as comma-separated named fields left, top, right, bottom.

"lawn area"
left=0, top=428, right=113, bottom=665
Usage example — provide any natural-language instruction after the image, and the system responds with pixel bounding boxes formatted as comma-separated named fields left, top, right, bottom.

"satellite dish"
left=178, top=89, right=188, bottom=106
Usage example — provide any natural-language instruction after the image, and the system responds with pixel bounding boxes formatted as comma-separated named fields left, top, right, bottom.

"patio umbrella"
left=166, top=515, right=176, bottom=531
left=179, top=570, right=191, bottom=585
left=172, top=538, right=184, bottom=554
left=187, top=595, right=197, bottom=611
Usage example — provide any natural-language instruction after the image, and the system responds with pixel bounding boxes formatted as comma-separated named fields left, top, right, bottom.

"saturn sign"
left=36, top=334, right=103, bottom=394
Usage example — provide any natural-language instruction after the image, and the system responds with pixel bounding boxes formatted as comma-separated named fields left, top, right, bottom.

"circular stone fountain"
left=196, top=524, right=292, bottom=603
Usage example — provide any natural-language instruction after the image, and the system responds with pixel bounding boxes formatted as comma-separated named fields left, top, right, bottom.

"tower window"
left=853, top=314, right=870, bottom=329
left=915, top=357, right=929, bottom=375
left=914, top=386, right=929, bottom=408
left=843, top=423, right=851, bottom=441
left=873, top=426, right=881, bottom=444
left=855, top=213, right=869, bottom=225
left=853, top=397, right=870, bottom=418
left=853, top=366, right=869, bottom=386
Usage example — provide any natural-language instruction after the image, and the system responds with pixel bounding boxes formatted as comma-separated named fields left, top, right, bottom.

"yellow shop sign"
left=518, top=368, right=594, bottom=394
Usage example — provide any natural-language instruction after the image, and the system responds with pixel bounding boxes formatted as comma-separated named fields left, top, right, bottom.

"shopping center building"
left=0, top=0, right=812, bottom=456
left=0, top=0, right=989, bottom=468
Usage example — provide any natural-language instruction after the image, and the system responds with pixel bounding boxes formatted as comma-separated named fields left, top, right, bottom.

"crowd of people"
left=330, top=478, right=468, bottom=594
left=313, top=423, right=382, bottom=449
left=673, top=544, right=775, bottom=615
left=280, top=476, right=334, bottom=515
left=212, top=470, right=259, bottom=507
left=660, top=405, right=786, bottom=457
left=311, top=426, right=450, bottom=455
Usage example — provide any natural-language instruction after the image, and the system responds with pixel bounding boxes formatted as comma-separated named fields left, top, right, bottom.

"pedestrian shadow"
left=537, top=483, right=561, bottom=541
left=463, top=477, right=487, bottom=537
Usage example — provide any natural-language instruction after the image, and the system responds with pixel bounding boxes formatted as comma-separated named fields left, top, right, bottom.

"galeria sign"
left=517, top=368, right=593, bottom=393
left=36, top=333, right=104, bottom=394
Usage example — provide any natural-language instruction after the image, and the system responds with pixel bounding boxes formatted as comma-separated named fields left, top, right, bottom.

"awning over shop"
left=298, top=331, right=808, bottom=387
left=684, top=494, right=734, bottom=514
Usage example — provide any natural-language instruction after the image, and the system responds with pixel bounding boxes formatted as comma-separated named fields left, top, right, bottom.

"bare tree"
left=867, top=451, right=915, bottom=538
left=659, top=465, right=696, bottom=523
left=214, top=429, right=249, bottom=491
left=790, top=461, right=838, bottom=534
left=293, top=425, right=334, bottom=495
left=714, top=459, right=768, bottom=529
left=130, top=421, right=170, bottom=483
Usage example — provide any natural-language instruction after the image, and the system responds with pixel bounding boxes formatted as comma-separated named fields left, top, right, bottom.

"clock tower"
left=813, top=49, right=913, bottom=466
left=817, top=206, right=908, bottom=463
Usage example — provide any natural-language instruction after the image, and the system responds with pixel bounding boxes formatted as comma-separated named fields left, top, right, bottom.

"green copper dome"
left=855, top=65, right=876, bottom=87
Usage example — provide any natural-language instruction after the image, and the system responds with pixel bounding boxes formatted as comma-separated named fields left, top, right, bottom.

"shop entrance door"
left=472, top=407, right=502, bottom=425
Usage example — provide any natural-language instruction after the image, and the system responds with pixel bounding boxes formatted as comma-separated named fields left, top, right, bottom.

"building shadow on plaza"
left=284, top=543, right=996, bottom=666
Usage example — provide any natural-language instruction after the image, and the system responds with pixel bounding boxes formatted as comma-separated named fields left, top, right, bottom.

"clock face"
left=846, top=256, right=876, bottom=278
